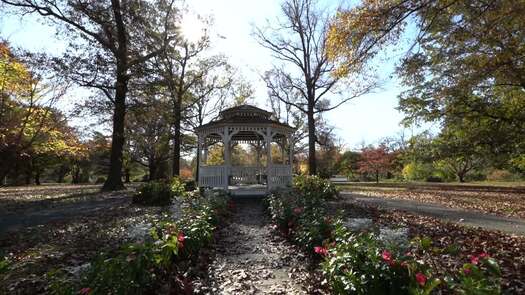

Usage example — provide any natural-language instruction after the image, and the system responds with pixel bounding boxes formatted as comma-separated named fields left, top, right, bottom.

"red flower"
left=80, top=288, right=91, bottom=295
left=415, top=272, right=427, bottom=287
left=470, top=255, right=479, bottom=265
left=178, top=232, right=185, bottom=248
left=381, top=250, right=392, bottom=263
left=463, top=268, right=472, bottom=275
left=314, top=246, right=328, bottom=256
left=478, top=252, right=489, bottom=259
left=293, top=207, right=303, bottom=214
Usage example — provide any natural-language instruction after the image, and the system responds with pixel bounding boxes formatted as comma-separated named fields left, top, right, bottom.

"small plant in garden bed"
left=49, top=189, right=231, bottom=294
left=132, top=177, right=188, bottom=206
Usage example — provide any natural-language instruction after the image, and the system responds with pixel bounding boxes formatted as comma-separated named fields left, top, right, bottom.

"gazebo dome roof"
left=195, top=104, right=295, bottom=132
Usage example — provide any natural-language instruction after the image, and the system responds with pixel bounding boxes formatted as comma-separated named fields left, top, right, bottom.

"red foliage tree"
left=357, top=144, right=395, bottom=183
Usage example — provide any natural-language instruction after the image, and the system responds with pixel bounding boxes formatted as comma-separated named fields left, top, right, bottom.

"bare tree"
left=255, top=0, right=375, bottom=175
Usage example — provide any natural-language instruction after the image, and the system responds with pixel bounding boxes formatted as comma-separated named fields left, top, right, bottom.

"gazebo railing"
left=199, top=164, right=292, bottom=189
left=199, top=165, right=227, bottom=187
left=267, top=164, right=292, bottom=188
left=230, top=166, right=266, bottom=185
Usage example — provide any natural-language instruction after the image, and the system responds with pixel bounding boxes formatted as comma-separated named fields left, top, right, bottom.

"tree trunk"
left=103, top=80, right=127, bottom=191
left=148, top=162, right=157, bottom=181
left=103, top=0, right=128, bottom=191
left=35, top=170, right=41, bottom=185
left=172, top=99, right=181, bottom=177
left=376, top=170, right=379, bottom=183
left=195, top=147, right=200, bottom=183
left=124, top=168, right=130, bottom=183
left=307, top=108, right=316, bottom=175
left=458, top=172, right=465, bottom=183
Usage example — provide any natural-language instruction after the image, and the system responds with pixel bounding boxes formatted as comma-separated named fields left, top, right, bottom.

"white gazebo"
left=195, top=105, right=295, bottom=195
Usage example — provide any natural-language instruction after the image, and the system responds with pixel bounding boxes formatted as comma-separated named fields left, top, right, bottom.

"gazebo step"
left=229, top=185, right=268, bottom=197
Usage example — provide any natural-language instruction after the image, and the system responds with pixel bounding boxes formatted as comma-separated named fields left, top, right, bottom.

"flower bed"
left=49, top=189, right=231, bottom=294
left=266, top=176, right=502, bottom=294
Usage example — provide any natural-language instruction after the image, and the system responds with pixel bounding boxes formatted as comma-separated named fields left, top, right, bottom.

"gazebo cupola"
left=195, top=105, right=295, bottom=193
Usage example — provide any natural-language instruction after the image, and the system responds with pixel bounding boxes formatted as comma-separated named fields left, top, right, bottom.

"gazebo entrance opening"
left=196, top=105, right=294, bottom=194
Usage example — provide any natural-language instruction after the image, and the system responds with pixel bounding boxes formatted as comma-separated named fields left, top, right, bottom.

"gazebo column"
left=266, top=127, right=273, bottom=190
left=197, top=135, right=202, bottom=185
left=223, top=127, right=230, bottom=189
left=288, top=135, right=293, bottom=184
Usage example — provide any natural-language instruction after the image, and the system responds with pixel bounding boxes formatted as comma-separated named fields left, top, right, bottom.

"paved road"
left=340, top=191, right=525, bottom=236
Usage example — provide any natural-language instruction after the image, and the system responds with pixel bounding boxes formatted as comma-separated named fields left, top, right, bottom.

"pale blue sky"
left=0, top=0, right=425, bottom=149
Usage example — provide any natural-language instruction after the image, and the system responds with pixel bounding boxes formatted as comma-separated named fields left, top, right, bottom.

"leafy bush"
left=184, top=180, right=197, bottom=191
left=170, top=176, right=188, bottom=197
left=0, top=256, right=9, bottom=274
left=133, top=181, right=174, bottom=206
left=446, top=253, right=501, bottom=294
left=402, top=162, right=434, bottom=181
left=293, top=175, right=338, bottom=205
left=80, top=244, right=158, bottom=295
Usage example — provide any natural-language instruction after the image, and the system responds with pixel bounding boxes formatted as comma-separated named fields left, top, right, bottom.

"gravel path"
left=341, top=192, right=525, bottom=235
left=196, top=198, right=320, bottom=295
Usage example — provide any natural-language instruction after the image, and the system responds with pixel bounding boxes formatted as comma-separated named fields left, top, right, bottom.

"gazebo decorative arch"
left=195, top=105, right=295, bottom=194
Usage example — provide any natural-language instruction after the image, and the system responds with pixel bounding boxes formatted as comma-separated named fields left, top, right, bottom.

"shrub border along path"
left=266, top=176, right=504, bottom=295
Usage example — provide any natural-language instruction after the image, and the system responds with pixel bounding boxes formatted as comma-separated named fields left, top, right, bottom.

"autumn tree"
left=1, top=0, right=177, bottom=190
left=328, top=0, right=525, bottom=169
left=0, top=43, right=77, bottom=184
left=256, top=0, right=375, bottom=175
left=358, top=144, right=395, bottom=183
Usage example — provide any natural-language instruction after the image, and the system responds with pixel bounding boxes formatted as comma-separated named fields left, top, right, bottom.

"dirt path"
left=341, top=192, right=525, bottom=235
left=196, top=198, right=319, bottom=294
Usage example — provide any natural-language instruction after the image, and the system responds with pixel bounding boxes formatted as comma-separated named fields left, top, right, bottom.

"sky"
left=0, top=0, right=424, bottom=150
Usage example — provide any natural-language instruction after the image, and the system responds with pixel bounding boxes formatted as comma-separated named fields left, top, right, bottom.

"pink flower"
left=381, top=250, right=392, bottom=263
left=293, top=207, right=303, bottom=214
left=314, top=246, right=328, bottom=256
left=80, top=288, right=91, bottom=295
left=415, top=272, right=427, bottom=287
left=470, top=255, right=479, bottom=265
left=463, top=268, right=472, bottom=275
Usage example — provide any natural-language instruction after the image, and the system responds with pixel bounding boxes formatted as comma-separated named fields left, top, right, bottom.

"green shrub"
left=170, top=176, right=188, bottom=197
left=266, top=187, right=501, bottom=295
left=402, top=162, right=433, bottom=181
left=133, top=181, right=174, bottom=206
left=80, top=244, right=158, bottom=295
left=0, top=256, right=9, bottom=274
left=184, top=180, right=197, bottom=191
left=293, top=175, right=338, bottom=205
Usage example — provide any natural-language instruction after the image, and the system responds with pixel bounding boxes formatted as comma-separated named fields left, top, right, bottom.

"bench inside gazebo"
left=195, top=105, right=295, bottom=196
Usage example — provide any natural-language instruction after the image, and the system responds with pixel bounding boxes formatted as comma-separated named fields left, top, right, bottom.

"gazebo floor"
left=228, top=184, right=267, bottom=197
